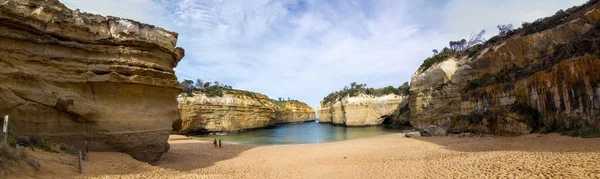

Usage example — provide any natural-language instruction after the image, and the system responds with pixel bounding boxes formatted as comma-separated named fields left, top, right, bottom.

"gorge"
left=2, top=0, right=599, bottom=178
left=1, top=0, right=600, bottom=171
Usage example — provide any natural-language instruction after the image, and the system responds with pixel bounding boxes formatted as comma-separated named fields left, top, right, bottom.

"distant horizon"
left=62, top=0, right=586, bottom=110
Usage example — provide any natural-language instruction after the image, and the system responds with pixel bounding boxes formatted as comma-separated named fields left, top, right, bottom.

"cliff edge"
left=0, top=0, right=184, bottom=162
left=175, top=90, right=316, bottom=133
left=318, top=94, right=408, bottom=126
left=409, top=0, right=600, bottom=136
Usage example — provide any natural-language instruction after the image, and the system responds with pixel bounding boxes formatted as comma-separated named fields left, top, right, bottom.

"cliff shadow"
left=156, top=140, right=256, bottom=171
left=409, top=134, right=600, bottom=153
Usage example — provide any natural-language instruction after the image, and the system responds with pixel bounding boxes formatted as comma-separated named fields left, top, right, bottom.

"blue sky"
left=62, top=0, right=586, bottom=109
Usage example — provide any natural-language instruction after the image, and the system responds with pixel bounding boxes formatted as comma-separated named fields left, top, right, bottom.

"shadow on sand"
left=410, top=133, right=600, bottom=153
left=156, top=140, right=256, bottom=171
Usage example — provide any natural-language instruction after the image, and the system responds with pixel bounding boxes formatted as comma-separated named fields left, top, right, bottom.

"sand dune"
left=7, top=133, right=600, bottom=179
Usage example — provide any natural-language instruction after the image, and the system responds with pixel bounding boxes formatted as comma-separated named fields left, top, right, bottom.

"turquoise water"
left=190, top=121, right=408, bottom=145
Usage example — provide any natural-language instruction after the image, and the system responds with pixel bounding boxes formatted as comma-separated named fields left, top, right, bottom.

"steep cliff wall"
left=318, top=94, right=407, bottom=126
left=175, top=90, right=315, bottom=133
left=410, top=1, right=600, bottom=135
left=0, top=0, right=184, bottom=162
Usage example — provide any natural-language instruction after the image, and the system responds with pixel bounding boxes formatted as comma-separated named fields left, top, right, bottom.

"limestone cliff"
left=409, top=1, right=600, bottom=135
left=318, top=94, right=408, bottom=126
left=0, top=0, right=184, bottom=162
left=174, top=90, right=316, bottom=133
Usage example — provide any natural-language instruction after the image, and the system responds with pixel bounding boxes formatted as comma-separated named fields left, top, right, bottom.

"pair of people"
left=212, top=138, right=222, bottom=147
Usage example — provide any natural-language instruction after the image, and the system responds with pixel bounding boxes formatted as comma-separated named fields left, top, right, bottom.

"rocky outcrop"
left=0, top=0, right=184, bottom=162
left=409, top=1, right=600, bottom=135
left=174, top=90, right=316, bottom=133
left=318, top=94, right=408, bottom=126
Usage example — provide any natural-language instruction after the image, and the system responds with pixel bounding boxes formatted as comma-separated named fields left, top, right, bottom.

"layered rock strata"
left=409, top=1, right=600, bottom=135
left=318, top=94, right=408, bottom=126
left=175, top=90, right=316, bottom=133
left=0, top=0, right=184, bottom=162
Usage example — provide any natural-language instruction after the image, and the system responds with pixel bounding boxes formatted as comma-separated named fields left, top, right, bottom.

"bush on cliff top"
left=180, top=79, right=310, bottom=107
left=420, top=48, right=457, bottom=72
left=519, top=0, right=598, bottom=36
left=321, top=82, right=409, bottom=106
left=180, top=79, right=233, bottom=97
left=275, top=97, right=303, bottom=104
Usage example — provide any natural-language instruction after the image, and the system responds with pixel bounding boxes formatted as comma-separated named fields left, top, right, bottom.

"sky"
left=62, top=0, right=586, bottom=109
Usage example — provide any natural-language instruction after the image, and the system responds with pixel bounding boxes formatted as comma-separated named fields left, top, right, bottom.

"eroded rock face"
left=0, top=0, right=184, bottom=162
left=318, top=94, right=407, bottom=126
left=175, top=90, right=316, bottom=133
left=409, top=2, right=600, bottom=135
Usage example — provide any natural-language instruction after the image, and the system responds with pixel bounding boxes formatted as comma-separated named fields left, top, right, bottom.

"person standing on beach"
left=218, top=139, right=222, bottom=147
left=213, top=139, right=218, bottom=147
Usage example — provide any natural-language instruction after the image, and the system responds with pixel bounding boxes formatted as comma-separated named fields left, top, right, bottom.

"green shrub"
left=468, top=50, right=478, bottom=58
left=0, top=147, right=24, bottom=170
left=398, top=82, right=410, bottom=96
left=580, top=128, right=600, bottom=138
left=0, top=147, right=18, bottom=161
left=30, top=136, right=54, bottom=152
left=0, top=146, right=40, bottom=171
left=201, top=86, right=223, bottom=97
left=465, top=44, right=485, bottom=58
left=25, top=156, right=40, bottom=171
left=519, top=1, right=597, bottom=36
left=322, top=82, right=407, bottom=105
left=419, top=48, right=457, bottom=72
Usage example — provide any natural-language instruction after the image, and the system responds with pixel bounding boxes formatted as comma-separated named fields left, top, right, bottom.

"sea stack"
left=318, top=93, right=408, bottom=126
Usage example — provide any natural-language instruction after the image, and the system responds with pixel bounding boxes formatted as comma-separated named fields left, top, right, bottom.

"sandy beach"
left=7, top=133, right=600, bottom=179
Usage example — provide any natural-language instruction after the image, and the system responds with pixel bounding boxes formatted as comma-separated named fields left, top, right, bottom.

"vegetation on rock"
left=420, top=48, right=458, bottom=72
left=520, top=0, right=597, bottom=35
left=180, top=78, right=310, bottom=107
left=180, top=79, right=233, bottom=97
left=0, top=129, right=54, bottom=172
left=422, top=29, right=487, bottom=72
left=321, top=82, right=409, bottom=106
left=419, top=0, right=599, bottom=73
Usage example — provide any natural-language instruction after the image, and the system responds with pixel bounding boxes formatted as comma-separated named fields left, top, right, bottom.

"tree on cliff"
left=196, top=79, right=204, bottom=89
left=497, top=24, right=513, bottom=37
left=180, top=78, right=236, bottom=97
left=399, top=82, right=410, bottom=96
left=322, top=82, right=403, bottom=105
left=180, top=80, right=195, bottom=96
left=466, top=30, right=486, bottom=49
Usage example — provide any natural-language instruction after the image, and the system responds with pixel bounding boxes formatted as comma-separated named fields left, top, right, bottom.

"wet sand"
left=8, top=133, right=600, bottom=178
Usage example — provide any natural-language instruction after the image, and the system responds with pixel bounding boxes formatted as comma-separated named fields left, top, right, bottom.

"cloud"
left=442, top=0, right=587, bottom=40
left=61, top=0, right=587, bottom=110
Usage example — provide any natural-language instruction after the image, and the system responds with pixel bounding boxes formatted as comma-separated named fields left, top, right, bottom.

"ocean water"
left=190, top=121, right=408, bottom=145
